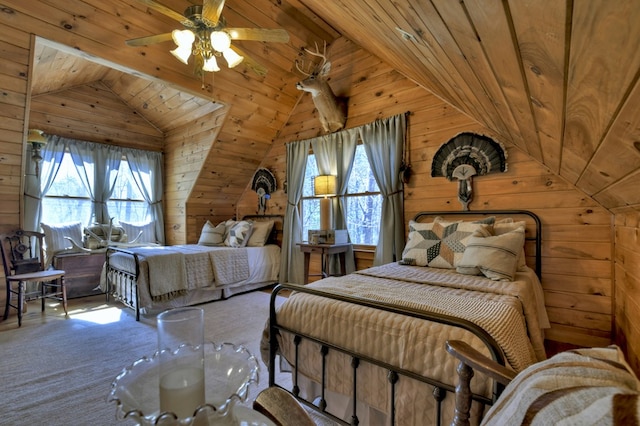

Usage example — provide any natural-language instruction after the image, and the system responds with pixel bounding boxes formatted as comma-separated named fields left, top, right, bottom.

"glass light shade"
left=171, top=30, right=195, bottom=64
left=223, top=48, right=244, bottom=68
left=314, top=175, right=337, bottom=196
left=210, top=31, right=231, bottom=52
left=27, top=129, right=47, bottom=145
left=202, top=56, right=220, bottom=72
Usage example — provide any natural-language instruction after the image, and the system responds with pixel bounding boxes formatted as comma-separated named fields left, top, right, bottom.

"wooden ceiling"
left=16, top=0, right=640, bottom=213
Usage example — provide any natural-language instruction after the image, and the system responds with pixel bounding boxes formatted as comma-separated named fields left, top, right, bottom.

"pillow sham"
left=225, top=220, right=254, bottom=248
left=247, top=220, right=275, bottom=247
left=40, top=221, right=83, bottom=256
left=494, top=218, right=528, bottom=271
left=456, top=225, right=525, bottom=281
left=401, top=218, right=490, bottom=268
left=119, top=220, right=157, bottom=244
left=198, top=220, right=226, bottom=246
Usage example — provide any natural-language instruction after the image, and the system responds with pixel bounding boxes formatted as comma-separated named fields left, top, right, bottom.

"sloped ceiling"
left=21, top=0, right=640, bottom=213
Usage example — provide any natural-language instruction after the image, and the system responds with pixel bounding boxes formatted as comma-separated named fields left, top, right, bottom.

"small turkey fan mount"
left=431, top=132, right=507, bottom=210
left=251, top=168, right=277, bottom=215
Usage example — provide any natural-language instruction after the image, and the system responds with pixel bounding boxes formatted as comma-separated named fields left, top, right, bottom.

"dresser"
left=52, top=251, right=106, bottom=298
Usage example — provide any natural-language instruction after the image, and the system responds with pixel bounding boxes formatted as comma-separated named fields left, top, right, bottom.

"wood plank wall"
left=237, top=37, right=614, bottom=350
left=614, top=211, right=640, bottom=373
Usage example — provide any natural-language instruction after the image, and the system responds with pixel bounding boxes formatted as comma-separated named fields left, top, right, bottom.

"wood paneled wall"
left=237, top=37, right=614, bottom=349
left=614, top=211, right=640, bottom=373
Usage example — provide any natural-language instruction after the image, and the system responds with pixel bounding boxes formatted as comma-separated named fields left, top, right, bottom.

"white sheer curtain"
left=68, top=140, right=122, bottom=224
left=359, top=112, right=407, bottom=265
left=279, top=139, right=311, bottom=284
left=123, top=148, right=165, bottom=244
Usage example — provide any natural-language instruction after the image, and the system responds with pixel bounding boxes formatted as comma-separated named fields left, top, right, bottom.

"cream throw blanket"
left=134, top=247, right=188, bottom=301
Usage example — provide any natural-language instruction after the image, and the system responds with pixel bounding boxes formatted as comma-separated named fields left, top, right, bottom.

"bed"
left=105, top=215, right=282, bottom=320
left=263, top=210, right=550, bottom=426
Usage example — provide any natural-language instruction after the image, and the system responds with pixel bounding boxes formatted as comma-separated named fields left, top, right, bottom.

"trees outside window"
left=300, top=145, right=381, bottom=245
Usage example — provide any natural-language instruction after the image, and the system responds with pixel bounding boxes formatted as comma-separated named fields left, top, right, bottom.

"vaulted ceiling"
left=18, top=0, right=640, bottom=213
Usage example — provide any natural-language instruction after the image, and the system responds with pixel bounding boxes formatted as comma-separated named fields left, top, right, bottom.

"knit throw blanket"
left=208, top=248, right=249, bottom=285
left=134, top=247, right=188, bottom=301
left=482, top=345, right=640, bottom=425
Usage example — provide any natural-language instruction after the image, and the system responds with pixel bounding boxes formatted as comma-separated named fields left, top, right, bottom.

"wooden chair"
left=446, top=340, right=640, bottom=426
left=1, top=230, right=67, bottom=327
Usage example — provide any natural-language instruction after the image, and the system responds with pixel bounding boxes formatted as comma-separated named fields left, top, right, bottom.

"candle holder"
left=108, top=342, right=260, bottom=425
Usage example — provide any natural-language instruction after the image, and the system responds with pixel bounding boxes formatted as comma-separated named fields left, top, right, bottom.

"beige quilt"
left=271, top=263, right=549, bottom=425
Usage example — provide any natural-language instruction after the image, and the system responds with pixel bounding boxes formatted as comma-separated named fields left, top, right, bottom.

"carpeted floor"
left=0, top=290, right=288, bottom=425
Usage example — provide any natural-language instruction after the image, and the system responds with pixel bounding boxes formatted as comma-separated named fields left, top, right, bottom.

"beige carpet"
left=0, top=290, right=288, bottom=425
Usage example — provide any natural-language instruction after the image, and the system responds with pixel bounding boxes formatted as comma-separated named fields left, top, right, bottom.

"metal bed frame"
left=105, top=214, right=283, bottom=320
left=267, top=209, right=542, bottom=425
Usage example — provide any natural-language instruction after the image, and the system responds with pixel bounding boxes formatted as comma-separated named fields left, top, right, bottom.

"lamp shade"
left=27, top=129, right=47, bottom=144
left=314, top=175, right=337, bottom=197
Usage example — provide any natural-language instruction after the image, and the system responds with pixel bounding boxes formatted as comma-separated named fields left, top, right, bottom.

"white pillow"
left=198, top=220, right=226, bottom=246
left=225, top=220, right=254, bottom=248
left=494, top=218, right=528, bottom=271
left=247, top=220, right=275, bottom=247
left=118, top=220, right=157, bottom=244
left=456, top=226, right=525, bottom=281
left=40, top=221, right=83, bottom=256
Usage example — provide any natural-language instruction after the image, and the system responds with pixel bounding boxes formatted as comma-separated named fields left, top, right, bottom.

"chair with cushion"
left=446, top=340, right=640, bottom=426
left=1, top=230, right=67, bottom=327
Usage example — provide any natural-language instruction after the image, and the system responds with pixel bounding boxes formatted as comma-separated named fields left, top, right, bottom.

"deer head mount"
left=295, top=42, right=347, bottom=133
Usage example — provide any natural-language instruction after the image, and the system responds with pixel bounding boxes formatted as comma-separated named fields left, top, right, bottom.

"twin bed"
left=264, top=210, right=549, bottom=426
left=104, top=215, right=282, bottom=320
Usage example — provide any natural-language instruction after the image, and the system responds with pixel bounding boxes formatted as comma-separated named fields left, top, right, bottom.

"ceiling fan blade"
left=126, top=33, right=174, bottom=47
left=202, top=0, right=225, bottom=27
left=230, top=45, right=267, bottom=77
left=137, top=0, right=195, bottom=28
left=227, top=28, right=290, bottom=43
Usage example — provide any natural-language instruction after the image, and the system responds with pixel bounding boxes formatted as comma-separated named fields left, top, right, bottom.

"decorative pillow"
left=494, top=218, right=528, bottom=271
left=247, top=220, right=275, bottom=247
left=401, top=218, right=490, bottom=268
left=456, top=226, right=525, bottom=281
left=118, top=220, right=157, bottom=244
left=40, top=221, right=83, bottom=257
left=198, top=220, right=226, bottom=246
left=225, top=220, right=254, bottom=248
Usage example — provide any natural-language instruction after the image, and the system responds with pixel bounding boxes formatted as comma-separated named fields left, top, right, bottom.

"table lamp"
left=314, top=175, right=336, bottom=231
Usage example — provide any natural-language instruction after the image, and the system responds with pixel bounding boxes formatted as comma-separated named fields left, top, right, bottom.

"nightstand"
left=297, top=242, right=351, bottom=284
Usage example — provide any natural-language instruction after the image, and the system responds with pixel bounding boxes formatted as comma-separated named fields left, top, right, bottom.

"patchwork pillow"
left=247, top=220, right=275, bottom=247
left=198, top=220, right=226, bottom=246
left=225, top=220, right=254, bottom=248
left=118, top=220, right=157, bottom=244
left=401, top=218, right=491, bottom=268
left=456, top=226, right=525, bottom=281
left=494, top=218, right=528, bottom=271
left=40, top=221, right=83, bottom=259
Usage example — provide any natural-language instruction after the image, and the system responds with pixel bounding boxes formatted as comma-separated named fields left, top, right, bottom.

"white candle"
left=159, top=366, right=205, bottom=419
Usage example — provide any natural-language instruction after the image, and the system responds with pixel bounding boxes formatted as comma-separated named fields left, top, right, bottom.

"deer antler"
left=303, top=41, right=328, bottom=70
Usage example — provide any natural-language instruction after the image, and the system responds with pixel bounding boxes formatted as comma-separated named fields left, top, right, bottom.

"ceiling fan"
left=126, top=0, right=290, bottom=76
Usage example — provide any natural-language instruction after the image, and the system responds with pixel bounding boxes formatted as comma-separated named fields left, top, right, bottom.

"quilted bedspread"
left=271, top=263, right=548, bottom=425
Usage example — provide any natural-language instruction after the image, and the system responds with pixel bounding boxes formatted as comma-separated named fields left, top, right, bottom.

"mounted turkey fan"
left=126, top=0, right=290, bottom=77
left=431, top=132, right=507, bottom=210
left=251, top=168, right=277, bottom=215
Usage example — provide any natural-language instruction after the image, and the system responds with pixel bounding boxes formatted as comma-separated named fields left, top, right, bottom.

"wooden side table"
left=52, top=251, right=106, bottom=298
left=298, top=242, right=351, bottom=284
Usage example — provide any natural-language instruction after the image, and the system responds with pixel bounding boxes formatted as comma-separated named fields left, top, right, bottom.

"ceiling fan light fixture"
left=203, top=56, right=220, bottom=72
left=171, top=29, right=195, bottom=64
left=223, top=48, right=244, bottom=68
left=210, top=31, right=231, bottom=52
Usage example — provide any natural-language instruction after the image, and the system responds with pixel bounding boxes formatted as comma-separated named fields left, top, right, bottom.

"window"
left=300, top=145, right=382, bottom=245
left=42, top=151, right=147, bottom=225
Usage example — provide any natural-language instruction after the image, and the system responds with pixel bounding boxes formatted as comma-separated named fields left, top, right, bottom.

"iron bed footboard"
left=105, top=246, right=142, bottom=320
left=268, top=283, right=507, bottom=426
